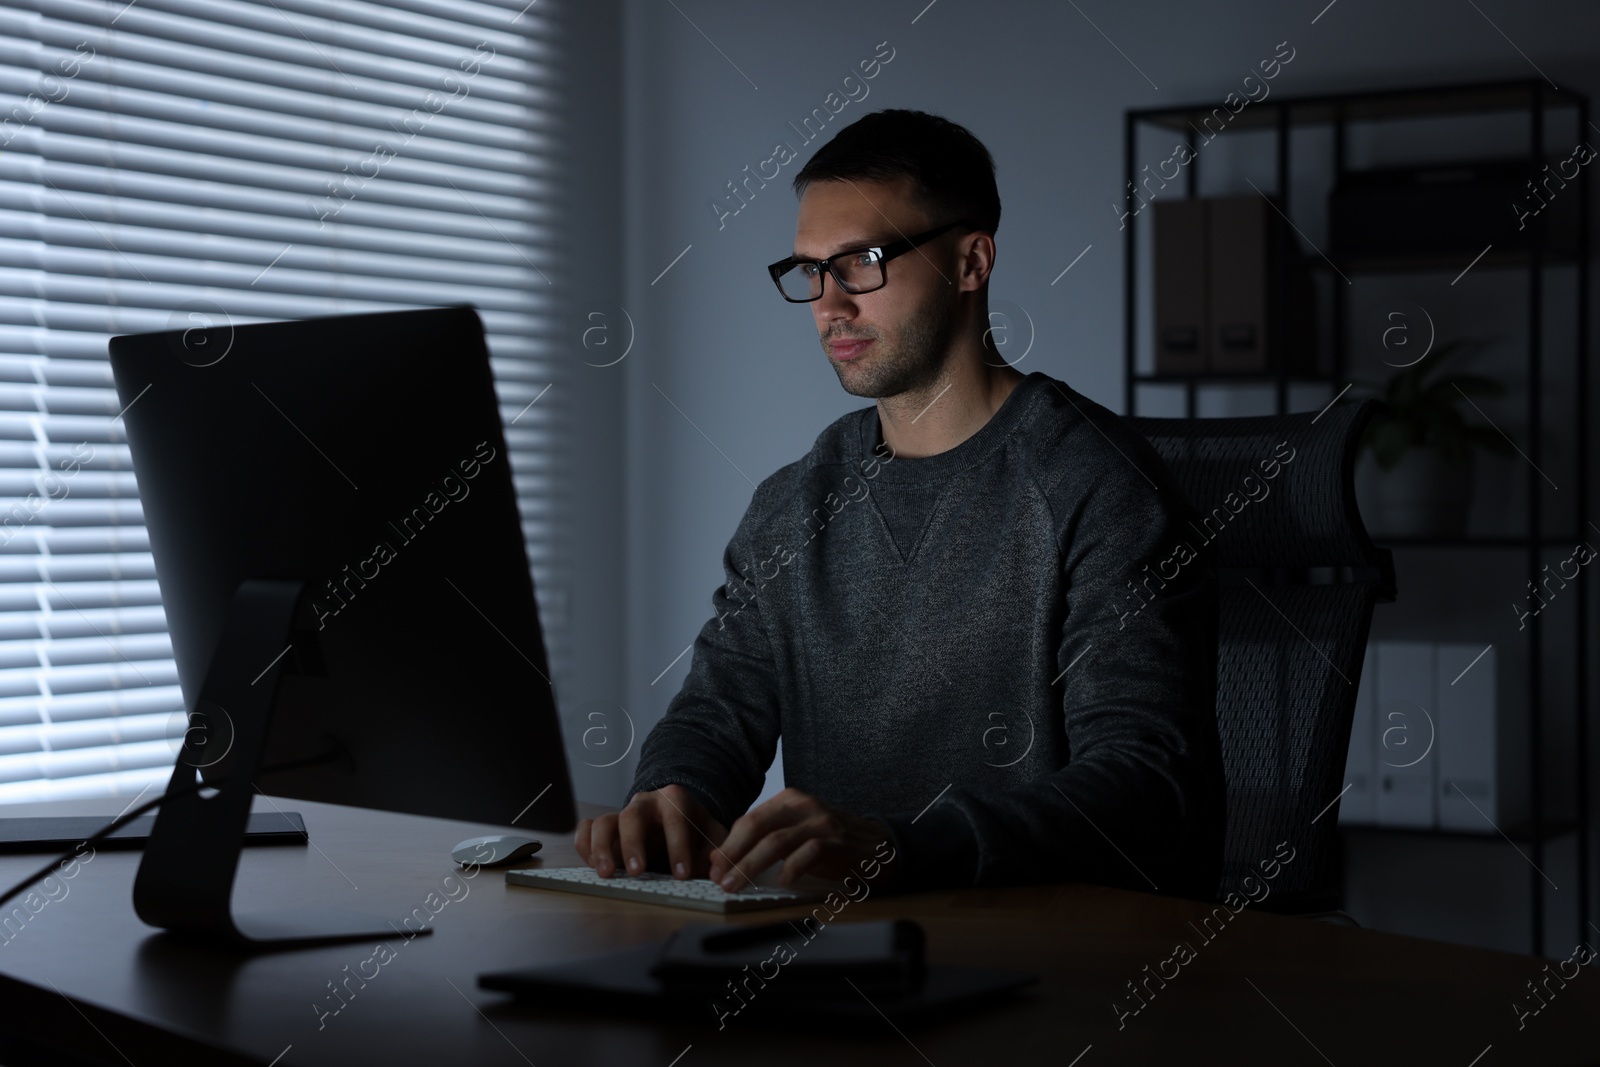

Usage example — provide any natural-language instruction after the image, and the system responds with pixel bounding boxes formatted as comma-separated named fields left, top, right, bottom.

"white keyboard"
left=505, top=866, right=825, bottom=913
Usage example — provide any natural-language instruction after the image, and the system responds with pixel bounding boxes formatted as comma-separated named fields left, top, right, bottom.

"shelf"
left=1298, top=247, right=1581, bottom=276
left=1131, top=78, right=1587, bottom=134
left=1340, top=818, right=1578, bottom=843
left=1133, top=371, right=1335, bottom=384
left=1375, top=535, right=1596, bottom=549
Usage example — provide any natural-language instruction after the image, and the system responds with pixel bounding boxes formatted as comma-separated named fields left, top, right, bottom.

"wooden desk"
left=0, top=796, right=1592, bottom=1066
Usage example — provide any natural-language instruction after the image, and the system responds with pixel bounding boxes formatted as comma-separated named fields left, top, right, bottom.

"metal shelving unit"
left=1122, top=79, right=1592, bottom=955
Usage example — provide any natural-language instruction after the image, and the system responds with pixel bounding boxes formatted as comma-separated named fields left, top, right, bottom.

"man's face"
left=791, top=177, right=960, bottom=399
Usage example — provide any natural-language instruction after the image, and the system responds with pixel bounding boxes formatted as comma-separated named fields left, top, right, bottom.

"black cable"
left=0, top=780, right=194, bottom=913
left=0, top=747, right=343, bottom=913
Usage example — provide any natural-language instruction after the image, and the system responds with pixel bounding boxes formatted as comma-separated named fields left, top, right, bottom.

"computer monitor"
left=107, top=305, right=576, bottom=949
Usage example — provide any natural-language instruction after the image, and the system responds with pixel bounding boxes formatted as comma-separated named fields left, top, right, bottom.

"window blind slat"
left=0, top=199, right=558, bottom=268
left=0, top=20, right=546, bottom=112
left=0, top=132, right=544, bottom=202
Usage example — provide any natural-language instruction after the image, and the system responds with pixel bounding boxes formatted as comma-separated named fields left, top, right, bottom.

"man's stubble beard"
left=828, top=289, right=958, bottom=400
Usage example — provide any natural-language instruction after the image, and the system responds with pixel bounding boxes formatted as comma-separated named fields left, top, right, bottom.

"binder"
left=1436, top=643, right=1497, bottom=831
left=1338, top=642, right=1377, bottom=824
left=1374, top=641, right=1436, bottom=828
left=1153, top=198, right=1207, bottom=374
left=1152, top=195, right=1317, bottom=377
left=1208, top=196, right=1270, bottom=373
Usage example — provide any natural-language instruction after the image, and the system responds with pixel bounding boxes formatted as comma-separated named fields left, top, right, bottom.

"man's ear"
left=959, top=231, right=996, bottom=293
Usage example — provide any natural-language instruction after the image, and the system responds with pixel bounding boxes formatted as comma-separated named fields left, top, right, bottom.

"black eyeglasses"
left=767, top=219, right=970, bottom=303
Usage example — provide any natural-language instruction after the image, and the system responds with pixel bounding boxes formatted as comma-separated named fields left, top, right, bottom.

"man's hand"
left=574, top=784, right=728, bottom=879
left=709, top=787, right=899, bottom=891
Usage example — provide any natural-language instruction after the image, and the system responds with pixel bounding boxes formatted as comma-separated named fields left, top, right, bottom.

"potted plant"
left=1351, top=340, right=1515, bottom=539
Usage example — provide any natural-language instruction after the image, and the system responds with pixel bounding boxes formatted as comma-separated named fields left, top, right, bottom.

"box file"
left=1374, top=641, right=1437, bottom=828
left=1338, top=644, right=1377, bottom=824
left=1436, top=643, right=1497, bottom=830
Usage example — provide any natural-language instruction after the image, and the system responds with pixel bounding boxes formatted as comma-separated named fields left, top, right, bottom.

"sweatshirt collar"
left=857, top=371, right=1047, bottom=487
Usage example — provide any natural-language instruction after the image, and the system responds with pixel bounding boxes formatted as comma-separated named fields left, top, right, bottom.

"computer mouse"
left=452, top=834, right=543, bottom=867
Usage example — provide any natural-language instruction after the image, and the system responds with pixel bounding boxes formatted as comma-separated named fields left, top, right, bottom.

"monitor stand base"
left=229, top=910, right=428, bottom=951
left=132, top=579, right=414, bottom=953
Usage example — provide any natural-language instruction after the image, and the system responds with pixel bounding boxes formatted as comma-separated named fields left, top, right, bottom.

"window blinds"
left=0, top=0, right=566, bottom=802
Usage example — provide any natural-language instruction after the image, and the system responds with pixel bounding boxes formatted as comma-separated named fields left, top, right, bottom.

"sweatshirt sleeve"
left=871, top=448, right=1226, bottom=900
left=626, top=498, right=783, bottom=830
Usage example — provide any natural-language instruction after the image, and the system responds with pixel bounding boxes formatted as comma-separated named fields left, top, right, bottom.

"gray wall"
left=551, top=0, right=627, bottom=809
left=575, top=0, right=1600, bottom=953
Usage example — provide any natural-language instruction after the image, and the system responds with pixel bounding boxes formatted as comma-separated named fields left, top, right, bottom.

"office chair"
left=1129, top=399, right=1397, bottom=924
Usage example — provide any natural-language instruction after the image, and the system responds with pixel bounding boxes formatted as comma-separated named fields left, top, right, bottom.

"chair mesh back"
left=1130, top=401, right=1394, bottom=578
left=1216, top=582, right=1377, bottom=897
left=1129, top=400, right=1395, bottom=903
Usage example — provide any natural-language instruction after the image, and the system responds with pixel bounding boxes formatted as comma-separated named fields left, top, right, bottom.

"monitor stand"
left=132, top=579, right=426, bottom=951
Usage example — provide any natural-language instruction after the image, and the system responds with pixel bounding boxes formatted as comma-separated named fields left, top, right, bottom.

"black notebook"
left=479, top=918, right=1037, bottom=1030
left=652, top=917, right=926, bottom=997
left=0, top=811, right=308, bottom=854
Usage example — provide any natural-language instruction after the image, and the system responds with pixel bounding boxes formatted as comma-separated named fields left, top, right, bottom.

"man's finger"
left=589, top=812, right=621, bottom=877
left=660, top=799, right=695, bottom=879
left=693, top=817, right=730, bottom=879
left=721, top=821, right=811, bottom=891
left=617, top=799, right=651, bottom=876
left=709, top=801, right=798, bottom=884
left=777, top=835, right=826, bottom=885
left=711, top=789, right=815, bottom=878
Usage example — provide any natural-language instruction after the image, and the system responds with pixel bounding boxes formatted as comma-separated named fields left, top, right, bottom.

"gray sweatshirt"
left=628, top=370, right=1225, bottom=900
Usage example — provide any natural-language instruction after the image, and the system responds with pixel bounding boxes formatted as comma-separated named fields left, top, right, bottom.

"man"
left=576, top=109, right=1225, bottom=900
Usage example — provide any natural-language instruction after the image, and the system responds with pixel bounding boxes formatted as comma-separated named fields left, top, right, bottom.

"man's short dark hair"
left=792, top=109, right=1001, bottom=236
